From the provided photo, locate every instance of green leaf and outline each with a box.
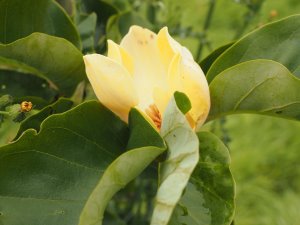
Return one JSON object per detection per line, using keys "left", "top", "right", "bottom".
{"left": 0, "top": 0, "right": 81, "bottom": 49}
{"left": 76, "top": 13, "right": 97, "bottom": 53}
{"left": 174, "top": 91, "right": 191, "bottom": 114}
{"left": 78, "top": 108, "right": 166, "bottom": 225}
{"left": 0, "top": 118, "right": 20, "bottom": 147}
{"left": 56, "top": 0, "right": 76, "bottom": 16}
{"left": 82, "top": 0, "right": 118, "bottom": 23}
{"left": 0, "top": 101, "right": 129, "bottom": 225}
{"left": 14, "top": 98, "right": 74, "bottom": 140}
{"left": 199, "top": 42, "right": 234, "bottom": 75}
{"left": 0, "top": 101, "right": 166, "bottom": 225}
{"left": 0, "top": 33, "right": 86, "bottom": 97}
{"left": 0, "top": 69, "right": 57, "bottom": 102}
{"left": 151, "top": 96, "right": 199, "bottom": 225}
{"left": 169, "top": 132, "right": 235, "bottom": 225}
{"left": 209, "top": 60, "right": 300, "bottom": 121}
{"left": 207, "top": 15, "right": 300, "bottom": 82}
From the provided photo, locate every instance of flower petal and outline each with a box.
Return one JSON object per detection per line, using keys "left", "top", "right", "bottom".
{"left": 167, "top": 53, "right": 210, "bottom": 128}
{"left": 83, "top": 54, "right": 138, "bottom": 122}
{"left": 157, "top": 27, "right": 193, "bottom": 68}
{"left": 120, "top": 25, "right": 168, "bottom": 110}
{"left": 107, "top": 40, "right": 134, "bottom": 76}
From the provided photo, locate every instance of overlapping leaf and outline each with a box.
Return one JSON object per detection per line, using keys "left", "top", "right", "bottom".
{"left": 0, "top": 0, "right": 81, "bottom": 48}
{"left": 79, "top": 108, "right": 166, "bottom": 225}
{"left": 0, "top": 33, "right": 86, "bottom": 97}
{"left": 0, "top": 101, "right": 166, "bottom": 225}
{"left": 209, "top": 60, "right": 300, "bottom": 121}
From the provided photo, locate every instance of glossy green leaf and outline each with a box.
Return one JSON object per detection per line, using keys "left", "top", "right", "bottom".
{"left": 0, "top": 33, "right": 86, "bottom": 97}
{"left": 199, "top": 42, "right": 234, "bottom": 74}
{"left": 0, "top": 101, "right": 166, "bottom": 225}
{"left": 0, "top": 101, "right": 129, "bottom": 225}
{"left": 14, "top": 98, "right": 74, "bottom": 140}
{"left": 151, "top": 97, "right": 199, "bottom": 225}
{"left": 79, "top": 108, "right": 166, "bottom": 225}
{"left": 174, "top": 91, "right": 191, "bottom": 114}
{"left": 169, "top": 132, "right": 235, "bottom": 225}
{"left": 209, "top": 60, "right": 300, "bottom": 121}
{"left": 207, "top": 15, "right": 300, "bottom": 82}
{"left": 0, "top": 0, "right": 81, "bottom": 49}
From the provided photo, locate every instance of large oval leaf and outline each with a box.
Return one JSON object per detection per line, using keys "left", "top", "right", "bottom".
{"left": 78, "top": 108, "right": 166, "bottom": 225}
{"left": 0, "top": 101, "right": 165, "bottom": 225}
{"left": 207, "top": 15, "right": 300, "bottom": 82}
{"left": 0, "top": 0, "right": 81, "bottom": 48}
{"left": 169, "top": 131, "right": 235, "bottom": 225}
{"left": 208, "top": 60, "right": 300, "bottom": 121}
{"left": 0, "top": 33, "right": 86, "bottom": 97}
{"left": 0, "top": 101, "right": 129, "bottom": 225}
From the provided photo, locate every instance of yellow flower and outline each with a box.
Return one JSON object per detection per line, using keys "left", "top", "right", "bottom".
{"left": 83, "top": 26, "right": 210, "bottom": 130}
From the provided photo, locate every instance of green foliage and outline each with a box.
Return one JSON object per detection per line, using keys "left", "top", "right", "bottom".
{"left": 0, "top": 0, "right": 81, "bottom": 48}
{"left": 1, "top": 0, "right": 300, "bottom": 224}
{"left": 79, "top": 108, "right": 166, "bottom": 225}
{"left": 0, "top": 101, "right": 129, "bottom": 225}
{"left": 0, "top": 33, "right": 86, "bottom": 97}
{"left": 209, "top": 60, "right": 300, "bottom": 121}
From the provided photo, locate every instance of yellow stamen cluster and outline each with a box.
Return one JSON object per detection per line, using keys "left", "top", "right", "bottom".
{"left": 20, "top": 101, "right": 33, "bottom": 112}
{"left": 145, "top": 104, "right": 162, "bottom": 129}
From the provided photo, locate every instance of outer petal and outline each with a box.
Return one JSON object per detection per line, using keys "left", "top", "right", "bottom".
{"left": 120, "top": 25, "right": 168, "bottom": 110}
{"left": 83, "top": 54, "right": 138, "bottom": 122}
{"left": 167, "top": 53, "right": 210, "bottom": 128}
{"left": 181, "top": 59, "right": 210, "bottom": 128}
{"left": 107, "top": 40, "right": 134, "bottom": 76}
{"left": 157, "top": 27, "right": 193, "bottom": 68}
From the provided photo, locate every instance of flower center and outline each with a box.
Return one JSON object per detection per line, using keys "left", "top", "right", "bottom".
{"left": 145, "top": 104, "right": 162, "bottom": 129}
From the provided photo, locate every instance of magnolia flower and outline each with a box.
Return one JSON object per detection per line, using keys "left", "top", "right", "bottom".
{"left": 83, "top": 26, "right": 210, "bottom": 130}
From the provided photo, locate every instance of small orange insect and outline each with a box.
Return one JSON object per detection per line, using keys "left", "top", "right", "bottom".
{"left": 20, "top": 101, "right": 33, "bottom": 112}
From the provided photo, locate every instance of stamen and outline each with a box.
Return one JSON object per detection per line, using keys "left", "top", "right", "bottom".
{"left": 145, "top": 104, "right": 162, "bottom": 129}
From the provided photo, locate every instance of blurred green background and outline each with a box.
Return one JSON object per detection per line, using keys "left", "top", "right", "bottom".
{"left": 152, "top": 0, "right": 300, "bottom": 224}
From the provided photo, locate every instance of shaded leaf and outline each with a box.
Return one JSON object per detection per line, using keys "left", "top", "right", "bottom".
{"left": 0, "top": 33, "right": 86, "bottom": 97}
{"left": 14, "top": 98, "right": 74, "bottom": 140}
{"left": 79, "top": 108, "right": 166, "bottom": 225}
{"left": 209, "top": 60, "right": 300, "bottom": 121}
{"left": 0, "top": 0, "right": 81, "bottom": 49}
{"left": 0, "top": 101, "right": 128, "bottom": 225}
{"left": 76, "top": 13, "right": 97, "bottom": 53}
